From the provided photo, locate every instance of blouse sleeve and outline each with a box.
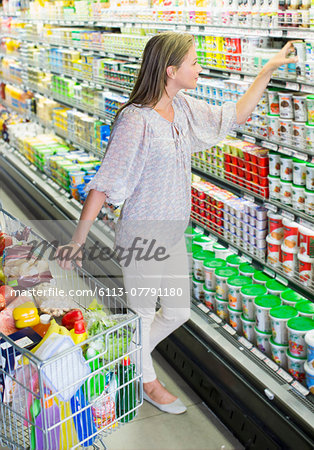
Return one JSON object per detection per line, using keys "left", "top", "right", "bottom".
{"left": 85, "top": 106, "right": 148, "bottom": 205}
{"left": 179, "top": 92, "right": 238, "bottom": 153}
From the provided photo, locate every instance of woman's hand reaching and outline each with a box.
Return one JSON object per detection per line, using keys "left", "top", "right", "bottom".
{"left": 55, "top": 242, "right": 84, "bottom": 270}
{"left": 265, "top": 41, "right": 299, "bottom": 72}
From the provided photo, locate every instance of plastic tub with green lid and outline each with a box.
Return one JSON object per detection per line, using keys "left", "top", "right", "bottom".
{"left": 254, "top": 295, "right": 281, "bottom": 333}
{"left": 269, "top": 337, "right": 289, "bottom": 369}
{"left": 241, "top": 284, "right": 267, "bottom": 320}
{"left": 287, "top": 316, "right": 314, "bottom": 358}
{"left": 266, "top": 279, "right": 286, "bottom": 296}
{"left": 239, "top": 263, "right": 255, "bottom": 278}
{"left": 280, "top": 288, "right": 307, "bottom": 306}
{"left": 184, "top": 226, "right": 203, "bottom": 252}
{"left": 193, "top": 250, "right": 215, "bottom": 281}
{"left": 295, "top": 300, "right": 314, "bottom": 319}
{"left": 253, "top": 270, "right": 272, "bottom": 286}
{"left": 203, "top": 258, "right": 226, "bottom": 291}
{"left": 269, "top": 305, "right": 298, "bottom": 345}
{"left": 227, "top": 275, "right": 252, "bottom": 310}
{"left": 215, "top": 267, "right": 239, "bottom": 300}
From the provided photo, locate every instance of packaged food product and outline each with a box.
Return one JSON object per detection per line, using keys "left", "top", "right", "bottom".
{"left": 226, "top": 254, "right": 244, "bottom": 268}
{"left": 204, "top": 286, "right": 215, "bottom": 310}
{"left": 268, "top": 175, "right": 280, "bottom": 200}
{"left": 304, "top": 362, "right": 314, "bottom": 394}
{"left": 287, "top": 350, "right": 307, "bottom": 382}
{"left": 292, "top": 184, "right": 305, "bottom": 211}
{"left": 252, "top": 270, "right": 272, "bottom": 286}
{"left": 267, "top": 114, "right": 280, "bottom": 140}
{"left": 280, "top": 155, "right": 293, "bottom": 181}
{"left": 269, "top": 305, "right": 298, "bottom": 345}
{"left": 270, "top": 337, "right": 289, "bottom": 369}
{"left": 281, "top": 244, "right": 299, "bottom": 276}
{"left": 184, "top": 226, "right": 203, "bottom": 253}
{"left": 292, "top": 93, "right": 308, "bottom": 122}
{"left": 267, "top": 212, "right": 284, "bottom": 242}
{"left": 269, "top": 151, "right": 281, "bottom": 176}
{"left": 266, "top": 235, "right": 282, "bottom": 267}
{"left": 299, "top": 225, "right": 314, "bottom": 256}
{"left": 287, "top": 316, "right": 314, "bottom": 358}
{"left": 203, "top": 258, "right": 226, "bottom": 291}
{"left": 254, "top": 295, "right": 281, "bottom": 333}
{"left": 267, "top": 88, "right": 280, "bottom": 114}
{"left": 282, "top": 218, "right": 299, "bottom": 249}
{"left": 279, "top": 92, "right": 293, "bottom": 119}
{"left": 266, "top": 279, "right": 286, "bottom": 296}
{"left": 279, "top": 119, "right": 293, "bottom": 144}
{"left": 193, "top": 250, "right": 215, "bottom": 281}
{"left": 255, "top": 327, "right": 272, "bottom": 355}
{"left": 305, "top": 122, "right": 314, "bottom": 150}
{"left": 213, "top": 243, "right": 230, "bottom": 259}
{"left": 298, "top": 252, "right": 314, "bottom": 285}
{"left": 215, "top": 267, "right": 239, "bottom": 300}
{"left": 239, "top": 263, "right": 255, "bottom": 278}
{"left": 292, "top": 158, "right": 307, "bottom": 185}
{"left": 240, "top": 314, "right": 256, "bottom": 342}
{"left": 292, "top": 122, "right": 306, "bottom": 146}
{"left": 305, "top": 329, "right": 314, "bottom": 363}
{"left": 215, "top": 296, "right": 229, "bottom": 321}
{"left": 296, "top": 301, "right": 314, "bottom": 319}
{"left": 306, "top": 95, "right": 314, "bottom": 123}
{"left": 280, "top": 288, "right": 308, "bottom": 307}
{"left": 306, "top": 162, "right": 314, "bottom": 191}
{"left": 304, "top": 189, "right": 314, "bottom": 215}
{"left": 228, "top": 306, "right": 242, "bottom": 333}
{"left": 192, "top": 277, "right": 204, "bottom": 301}
{"left": 193, "top": 235, "right": 215, "bottom": 250}
{"left": 227, "top": 276, "right": 252, "bottom": 310}
{"left": 280, "top": 180, "right": 293, "bottom": 205}
{"left": 241, "top": 284, "right": 267, "bottom": 320}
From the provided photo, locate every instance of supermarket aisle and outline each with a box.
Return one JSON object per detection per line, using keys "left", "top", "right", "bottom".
{"left": 0, "top": 186, "right": 244, "bottom": 450}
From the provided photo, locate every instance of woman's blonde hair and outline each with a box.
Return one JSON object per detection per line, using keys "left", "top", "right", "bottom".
{"left": 114, "top": 32, "right": 194, "bottom": 122}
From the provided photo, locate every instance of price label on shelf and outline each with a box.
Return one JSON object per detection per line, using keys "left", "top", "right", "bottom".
{"left": 261, "top": 140, "right": 278, "bottom": 151}
{"left": 177, "top": 25, "right": 187, "bottom": 31}
{"left": 222, "top": 72, "right": 229, "bottom": 78}
{"left": 209, "top": 313, "right": 222, "bottom": 324}
{"left": 244, "top": 75, "right": 255, "bottom": 82}
{"left": 277, "top": 368, "right": 293, "bottom": 383}
{"left": 293, "top": 151, "right": 309, "bottom": 161}
{"left": 244, "top": 194, "right": 255, "bottom": 203}
{"left": 228, "top": 130, "right": 237, "bottom": 138}
{"left": 197, "top": 303, "right": 210, "bottom": 314}
{"left": 228, "top": 246, "right": 239, "bottom": 255}
{"left": 264, "top": 357, "right": 279, "bottom": 372}
{"left": 281, "top": 210, "right": 295, "bottom": 221}
{"left": 204, "top": 27, "right": 215, "bottom": 34}
{"left": 269, "top": 29, "right": 283, "bottom": 37}
{"left": 190, "top": 26, "right": 199, "bottom": 33}
{"left": 275, "top": 274, "right": 289, "bottom": 286}
{"left": 301, "top": 84, "right": 314, "bottom": 94}
{"left": 243, "top": 134, "right": 256, "bottom": 144}
{"left": 291, "top": 381, "right": 310, "bottom": 396}
{"left": 242, "top": 255, "right": 253, "bottom": 263}
{"left": 222, "top": 324, "right": 236, "bottom": 335}
{"left": 238, "top": 337, "right": 253, "bottom": 349}
{"left": 278, "top": 146, "right": 292, "bottom": 156}
{"left": 264, "top": 267, "right": 275, "bottom": 278}
{"left": 230, "top": 73, "right": 241, "bottom": 80}
{"left": 264, "top": 203, "right": 277, "bottom": 213}
{"left": 299, "top": 218, "right": 314, "bottom": 228}
{"left": 250, "top": 347, "right": 267, "bottom": 360}
{"left": 285, "top": 82, "right": 299, "bottom": 91}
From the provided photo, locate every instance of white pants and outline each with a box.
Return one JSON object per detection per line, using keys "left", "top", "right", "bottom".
{"left": 121, "top": 237, "right": 190, "bottom": 383}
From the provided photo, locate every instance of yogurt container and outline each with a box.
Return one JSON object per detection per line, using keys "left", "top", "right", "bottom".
{"left": 304, "top": 329, "right": 314, "bottom": 363}
{"left": 287, "top": 350, "right": 307, "bottom": 382}
{"left": 193, "top": 235, "right": 215, "bottom": 251}
{"left": 203, "top": 258, "right": 226, "bottom": 290}
{"left": 279, "top": 118, "right": 292, "bottom": 144}
{"left": 185, "top": 226, "right": 203, "bottom": 252}
{"left": 306, "top": 162, "right": 314, "bottom": 191}
{"left": 267, "top": 212, "right": 284, "bottom": 242}
{"left": 280, "top": 155, "right": 293, "bottom": 181}
{"left": 227, "top": 275, "right": 252, "bottom": 310}
{"left": 280, "top": 180, "right": 293, "bottom": 205}
{"left": 292, "top": 184, "right": 305, "bottom": 211}
{"left": 213, "top": 243, "right": 231, "bottom": 259}
{"left": 269, "top": 151, "right": 281, "bottom": 177}
{"left": 266, "top": 279, "right": 287, "bottom": 297}
{"left": 304, "top": 189, "right": 314, "bottom": 216}
{"left": 204, "top": 285, "right": 216, "bottom": 311}
{"left": 241, "top": 284, "right": 267, "bottom": 320}
{"left": 239, "top": 263, "right": 255, "bottom": 278}
{"left": 267, "top": 88, "right": 280, "bottom": 115}
{"left": 292, "top": 122, "right": 306, "bottom": 146}
{"left": 304, "top": 362, "right": 314, "bottom": 394}
{"left": 255, "top": 327, "right": 272, "bottom": 356}
{"left": 281, "top": 244, "right": 298, "bottom": 277}
{"left": 306, "top": 95, "right": 314, "bottom": 124}
{"left": 305, "top": 122, "right": 314, "bottom": 150}
{"left": 298, "top": 252, "right": 314, "bottom": 286}
{"left": 287, "top": 316, "right": 314, "bottom": 358}
{"left": 255, "top": 295, "right": 282, "bottom": 332}
{"left": 253, "top": 270, "right": 272, "bottom": 286}
{"left": 267, "top": 114, "right": 280, "bottom": 140}
{"left": 270, "top": 337, "right": 289, "bottom": 369}
{"left": 241, "top": 315, "right": 256, "bottom": 342}
{"left": 192, "top": 277, "right": 205, "bottom": 301}
{"left": 268, "top": 175, "right": 281, "bottom": 200}
{"left": 279, "top": 92, "right": 293, "bottom": 119}
{"left": 282, "top": 218, "right": 299, "bottom": 249}
{"left": 267, "top": 236, "right": 282, "bottom": 268}
{"left": 226, "top": 254, "right": 244, "bottom": 269}
{"left": 296, "top": 301, "right": 314, "bottom": 319}
{"left": 292, "top": 158, "right": 307, "bottom": 186}
{"left": 299, "top": 225, "right": 314, "bottom": 256}
{"left": 269, "top": 305, "right": 298, "bottom": 345}
{"left": 281, "top": 288, "right": 308, "bottom": 307}
{"left": 193, "top": 250, "right": 215, "bottom": 281}
{"left": 215, "top": 267, "right": 239, "bottom": 300}
{"left": 215, "top": 296, "right": 229, "bottom": 321}
{"left": 292, "top": 93, "right": 308, "bottom": 122}
{"left": 227, "top": 305, "right": 242, "bottom": 333}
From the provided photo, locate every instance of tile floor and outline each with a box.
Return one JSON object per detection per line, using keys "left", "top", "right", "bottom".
{"left": 1, "top": 185, "right": 244, "bottom": 450}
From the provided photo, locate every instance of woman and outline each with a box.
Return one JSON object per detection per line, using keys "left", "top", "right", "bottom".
{"left": 57, "top": 32, "right": 297, "bottom": 414}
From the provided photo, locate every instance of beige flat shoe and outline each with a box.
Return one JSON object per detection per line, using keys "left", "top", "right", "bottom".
{"left": 143, "top": 391, "right": 187, "bottom": 414}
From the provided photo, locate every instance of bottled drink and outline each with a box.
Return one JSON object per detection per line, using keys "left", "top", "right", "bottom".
{"left": 116, "top": 357, "right": 136, "bottom": 423}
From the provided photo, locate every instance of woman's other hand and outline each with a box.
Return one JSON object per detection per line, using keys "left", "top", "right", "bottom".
{"left": 55, "top": 242, "right": 84, "bottom": 270}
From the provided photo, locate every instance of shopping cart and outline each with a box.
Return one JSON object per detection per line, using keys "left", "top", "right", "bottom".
{"left": 0, "top": 206, "right": 143, "bottom": 449}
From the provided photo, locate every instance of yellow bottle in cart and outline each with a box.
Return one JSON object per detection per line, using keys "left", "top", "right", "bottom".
{"left": 54, "top": 397, "right": 79, "bottom": 450}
